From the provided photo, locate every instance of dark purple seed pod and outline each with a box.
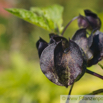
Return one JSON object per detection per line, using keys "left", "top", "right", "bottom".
{"left": 39, "top": 36, "right": 87, "bottom": 87}
{"left": 78, "top": 15, "right": 89, "bottom": 29}
{"left": 72, "top": 28, "right": 93, "bottom": 60}
{"left": 40, "top": 42, "right": 63, "bottom": 86}
{"left": 36, "top": 37, "right": 48, "bottom": 58}
{"left": 78, "top": 10, "right": 101, "bottom": 30}
{"left": 54, "top": 40, "right": 87, "bottom": 87}
{"left": 50, "top": 36, "right": 69, "bottom": 50}
{"left": 88, "top": 30, "right": 103, "bottom": 67}
{"left": 84, "top": 10, "right": 101, "bottom": 30}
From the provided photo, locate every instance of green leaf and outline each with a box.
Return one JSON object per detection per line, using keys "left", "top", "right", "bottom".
{"left": 5, "top": 8, "right": 51, "bottom": 31}
{"left": 30, "top": 5, "right": 64, "bottom": 33}
{"left": 98, "top": 63, "right": 103, "bottom": 69}
{"left": 5, "top": 4, "right": 64, "bottom": 33}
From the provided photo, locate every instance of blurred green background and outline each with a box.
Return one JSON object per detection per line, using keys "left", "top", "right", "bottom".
{"left": 0, "top": 0, "right": 103, "bottom": 103}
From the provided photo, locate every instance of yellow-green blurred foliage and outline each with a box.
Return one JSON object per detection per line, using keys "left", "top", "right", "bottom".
{"left": 0, "top": 0, "right": 103, "bottom": 103}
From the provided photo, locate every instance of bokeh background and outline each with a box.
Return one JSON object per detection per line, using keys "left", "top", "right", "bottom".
{"left": 0, "top": 0, "right": 103, "bottom": 103}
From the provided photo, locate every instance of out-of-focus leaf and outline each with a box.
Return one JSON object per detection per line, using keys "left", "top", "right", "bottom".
{"left": 5, "top": 4, "right": 64, "bottom": 33}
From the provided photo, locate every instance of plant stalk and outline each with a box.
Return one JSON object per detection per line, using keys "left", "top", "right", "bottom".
{"left": 61, "top": 16, "right": 78, "bottom": 36}
{"left": 66, "top": 82, "right": 75, "bottom": 103}
{"left": 88, "top": 89, "right": 103, "bottom": 95}
{"left": 86, "top": 69, "right": 103, "bottom": 79}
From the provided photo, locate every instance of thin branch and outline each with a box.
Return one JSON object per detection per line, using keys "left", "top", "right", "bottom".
{"left": 86, "top": 69, "right": 103, "bottom": 79}
{"left": 88, "top": 89, "right": 103, "bottom": 95}
{"left": 79, "top": 89, "right": 103, "bottom": 103}
{"left": 61, "top": 16, "right": 78, "bottom": 36}
{"left": 66, "top": 82, "right": 75, "bottom": 103}
{"left": 98, "top": 63, "right": 103, "bottom": 69}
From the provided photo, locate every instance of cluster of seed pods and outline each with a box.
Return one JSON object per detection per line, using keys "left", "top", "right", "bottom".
{"left": 36, "top": 10, "right": 103, "bottom": 88}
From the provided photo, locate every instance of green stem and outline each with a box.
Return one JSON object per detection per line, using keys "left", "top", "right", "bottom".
{"left": 98, "top": 63, "right": 103, "bottom": 69}
{"left": 88, "top": 89, "right": 103, "bottom": 95}
{"left": 86, "top": 69, "right": 103, "bottom": 79}
{"left": 61, "top": 16, "right": 78, "bottom": 36}
{"left": 66, "top": 82, "right": 75, "bottom": 103}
